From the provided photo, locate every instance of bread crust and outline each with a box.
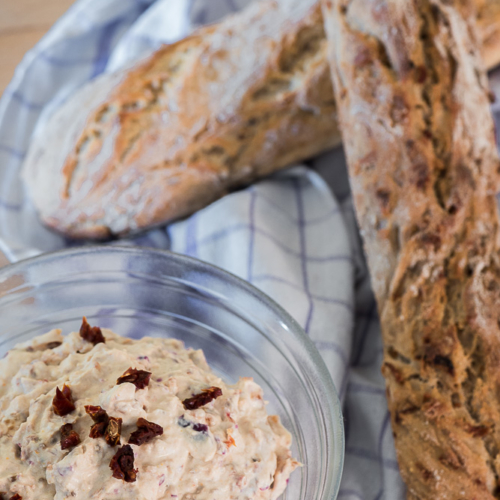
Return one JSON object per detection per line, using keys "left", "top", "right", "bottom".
{"left": 22, "top": 0, "right": 340, "bottom": 238}
{"left": 323, "top": 0, "right": 500, "bottom": 498}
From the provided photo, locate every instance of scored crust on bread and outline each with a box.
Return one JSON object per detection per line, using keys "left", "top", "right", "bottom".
{"left": 323, "top": 0, "right": 500, "bottom": 498}
{"left": 21, "top": 0, "right": 340, "bottom": 239}
{"left": 21, "top": 0, "right": 500, "bottom": 239}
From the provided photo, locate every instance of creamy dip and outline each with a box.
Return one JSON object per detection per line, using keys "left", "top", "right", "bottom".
{"left": 0, "top": 324, "right": 299, "bottom": 500}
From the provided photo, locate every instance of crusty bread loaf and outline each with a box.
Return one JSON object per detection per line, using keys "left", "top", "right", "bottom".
{"left": 22, "top": 0, "right": 339, "bottom": 239}
{"left": 323, "top": 0, "right": 500, "bottom": 498}
{"left": 22, "top": 0, "right": 500, "bottom": 239}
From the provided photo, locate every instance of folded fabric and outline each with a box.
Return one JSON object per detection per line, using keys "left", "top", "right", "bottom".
{"left": 170, "top": 166, "right": 354, "bottom": 394}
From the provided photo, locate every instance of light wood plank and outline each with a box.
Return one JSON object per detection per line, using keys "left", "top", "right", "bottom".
{"left": 0, "top": 0, "right": 75, "bottom": 33}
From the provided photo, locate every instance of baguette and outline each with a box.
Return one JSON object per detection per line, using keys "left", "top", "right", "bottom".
{"left": 22, "top": 0, "right": 339, "bottom": 238}
{"left": 22, "top": 0, "right": 500, "bottom": 239}
{"left": 323, "top": 0, "right": 500, "bottom": 498}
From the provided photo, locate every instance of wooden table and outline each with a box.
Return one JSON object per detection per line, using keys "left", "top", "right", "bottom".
{"left": 0, "top": 0, "right": 75, "bottom": 96}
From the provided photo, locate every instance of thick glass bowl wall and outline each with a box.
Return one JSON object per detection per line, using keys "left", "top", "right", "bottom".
{"left": 0, "top": 247, "right": 344, "bottom": 499}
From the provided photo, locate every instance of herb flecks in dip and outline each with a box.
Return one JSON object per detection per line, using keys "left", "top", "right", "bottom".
{"left": 0, "top": 324, "right": 299, "bottom": 499}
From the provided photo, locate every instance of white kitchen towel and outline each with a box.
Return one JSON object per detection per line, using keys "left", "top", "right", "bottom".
{"left": 0, "top": 0, "right": 445, "bottom": 498}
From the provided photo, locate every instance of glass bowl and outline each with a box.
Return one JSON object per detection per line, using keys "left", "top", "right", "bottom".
{"left": 0, "top": 246, "right": 344, "bottom": 499}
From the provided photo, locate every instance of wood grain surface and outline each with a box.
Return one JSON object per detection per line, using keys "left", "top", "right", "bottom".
{"left": 0, "top": 0, "right": 75, "bottom": 95}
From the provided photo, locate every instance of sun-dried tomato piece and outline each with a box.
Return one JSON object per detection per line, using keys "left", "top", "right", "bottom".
{"left": 89, "top": 421, "right": 108, "bottom": 439}
{"left": 85, "top": 405, "right": 122, "bottom": 445}
{"left": 84, "top": 405, "right": 108, "bottom": 423}
{"left": 116, "top": 368, "right": 151, "bottom": 390}
{"left": 79, "top": 317, "right": 105, "bottom": 345}
{"left": 9, "top": 495, "right": 22, "bottom": 500}
{"left": 85, "top": 405, "right": 109, "bottom": 438}
{"left": 105, "top": 417, "right": 123, "bottom": 447}
{"left": 128, "top": 418, "right": 163, "bottom": 446}
{"left": 110, "top": 445, "right": 137, "bottom": 482}
{"left": 60, "top": 423, "right": 81, "bottom": 450}
{"left": 85, "top": 405, "right": 106, "bottom": 421}
{"left": 53, "top": 385, "right": 76, "bottom": 416}
{"left": 182, "top": 387, "right": 223, "bottom": 410}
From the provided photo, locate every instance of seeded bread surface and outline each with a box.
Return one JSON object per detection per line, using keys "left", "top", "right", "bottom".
{"left": 323, "top": 0, "right": 500, "bottom": 497}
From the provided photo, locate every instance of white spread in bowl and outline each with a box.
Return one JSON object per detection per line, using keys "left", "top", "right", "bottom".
{"left": 0, "top": 320, "right": 299, "bottom": 500}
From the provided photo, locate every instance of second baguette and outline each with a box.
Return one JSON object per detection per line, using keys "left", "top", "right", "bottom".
{"left": 323, "top": 0, "right": 500, "bottom": 497}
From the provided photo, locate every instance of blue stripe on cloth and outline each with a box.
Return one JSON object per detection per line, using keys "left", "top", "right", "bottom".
{"left": 254, "top": 226, "right": 352, "bottom": 262}
{"left": 314, "top": 339, "right": 351, "bottom": 399}
{"left": 379, "top": 412, "right": 393, "bottom": 452}
{"left": 305, "top": 207, "right": 345, "bottom": 226}
{"left": 193, "top": 221, "right": 353, "bottom": 263}
{"left": 293, "top": 178, "right": 313, "bottom": 333}
{"left": 256, "top": 190, "right": 343, "bottom": 226}
{"left": 0, "top": 144, "right": 25, "bottom": 160}
{"left": 313, "top": 340, "right": 348, "bottom": 366}
{"left": 198, "top": 223, "right": 247, "bottom": 249}
{"left": 91, "top": 18, "right": 124, "bottom": 78}
{"left": 251, "top": 274, "right": 353, "bottom": 311}
{"left": 38, "top": 51, "right": 96, "bottom": 67}
{"left": 0, "top": 198, "right": 23, "bottom": 211}
{"left": 7, "top": 90, "right": 45, "bottom": 111}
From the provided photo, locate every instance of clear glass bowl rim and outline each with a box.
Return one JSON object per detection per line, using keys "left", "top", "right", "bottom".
{"left": 0, "top": 245, "right": 344, "bottom": 499}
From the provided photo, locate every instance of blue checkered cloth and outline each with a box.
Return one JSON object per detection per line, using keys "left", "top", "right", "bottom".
{"left": 13, "top": 0, "right": 500, "bottom": 498}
